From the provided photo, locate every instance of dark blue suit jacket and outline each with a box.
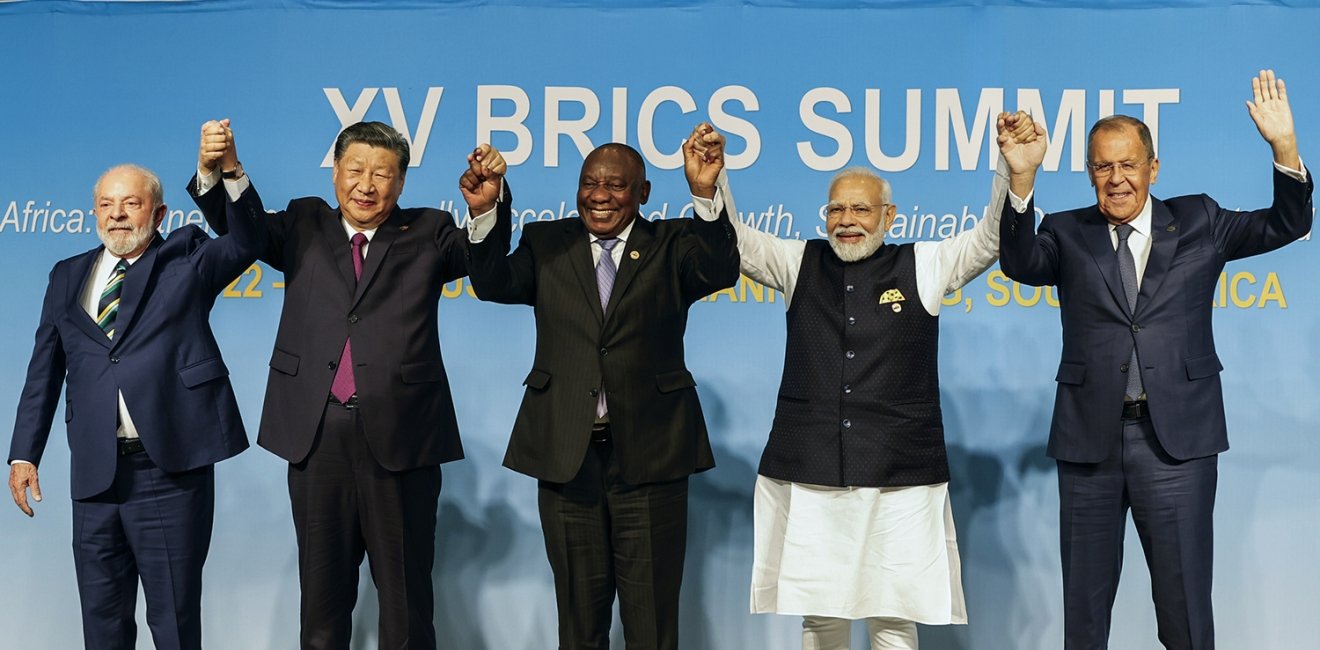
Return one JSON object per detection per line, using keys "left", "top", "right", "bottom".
{"left": 999, "top": 168, "right": 1313, "bottom": 463}
{"left": 8, "top": 202, "right": 260, "bottom": 500}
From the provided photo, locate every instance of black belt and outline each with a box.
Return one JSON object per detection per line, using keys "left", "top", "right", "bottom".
{"left": 328, "top": 394, "right": 359, "bottom": 410}
{"left": 590, "top": 423, "right": 611, "bottom": 443}
{"left": 1121, "top": 400, "right": 1149, "bottom": 420}
{"left": 117, "top": 438, "right": 146, "bottom": 456}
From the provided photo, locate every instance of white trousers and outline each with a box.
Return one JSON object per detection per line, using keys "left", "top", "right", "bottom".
{"left": 802, "top": 615, "right": 919, "bottom": 650}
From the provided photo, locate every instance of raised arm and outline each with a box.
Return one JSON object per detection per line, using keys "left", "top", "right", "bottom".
{"left": 462, "top": 145, "right": 534, "bottom": 305}
{"left": 996, "top": 110, "right": 1059, "bottom": 286}
{"left": 684, "top": 123, "right": 802, "bottom": 299}
{"left": 676, "top": 124, "right": 740, "bottom": 303}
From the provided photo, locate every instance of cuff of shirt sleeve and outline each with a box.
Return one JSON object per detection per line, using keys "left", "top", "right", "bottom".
{"left": 1008, "top": 189, "right": 1033, "bottom": 213}
{"left": 9, "top": 459, "right": 33, "bottom": 466}
{"left": 223, "top": 175, "right": 250, "bottom": 202}
{"left": 195, "top": 166, "right": 221, "bottom": 195}
{"left": 1275, "top": 157, "right": 1308, "bottom": 183}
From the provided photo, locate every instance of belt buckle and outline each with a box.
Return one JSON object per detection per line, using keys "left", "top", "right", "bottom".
{"left": 117, "top": 438, "right": 146, "bottom": 456}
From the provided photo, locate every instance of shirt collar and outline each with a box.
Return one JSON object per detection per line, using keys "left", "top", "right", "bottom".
{"left": 341, "top": 219, "right": 378, "bottom": 242}
{"left": 589, "top": 216, "right": 637, "bottom": 246}
{"left": 1114, "top": 197, "right": 1154, "bottom": 238}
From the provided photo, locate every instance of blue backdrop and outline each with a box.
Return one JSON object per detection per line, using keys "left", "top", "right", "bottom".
{"left": 1, "top": 1, "right": 1316, "bottom": 648}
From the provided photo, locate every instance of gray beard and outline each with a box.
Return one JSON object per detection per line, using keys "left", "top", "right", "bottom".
{"left": 100, "top": 224, "right": 156, "bottom": 257}
{"left": 828, "top": 229, "right": 884, "bottom": 262}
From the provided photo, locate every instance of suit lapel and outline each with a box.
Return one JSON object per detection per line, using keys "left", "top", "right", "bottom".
{"left": 565, "top": 220, "right": 605, "bottom": 325}
{"left": 1135, "top": 197, "right": 1177, "bottom": 313}
{"left": 69, "top": 248, "right": 112, "bottom": 347}
{"left": 322, "top": 209, "right": 357, "bottom": 295}
{"left": 110, "top": 236, "right": 162, "bottom": 349}
{"left": 1081, "top": 208, "right": 1132, "bottom": 319}
{"left": 605, "top": 216, "right": 654, "bottom": 325}
{"left": 351, "top": 209, "right": 404, "bottom": 309}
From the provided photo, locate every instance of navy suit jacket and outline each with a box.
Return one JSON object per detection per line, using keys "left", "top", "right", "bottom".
{"left": 999, "top": 168, "right": 1313, "bottom": 463}
{"left": 8, "top": 204, "right": 260, "bottom": 500}
{"left": 189, "top": 179, "right": 469, "bottom": 469}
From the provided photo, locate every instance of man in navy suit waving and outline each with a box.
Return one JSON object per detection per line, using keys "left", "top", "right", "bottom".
{"left": 999, "top": 70, "right": 1312, "bottom": 649}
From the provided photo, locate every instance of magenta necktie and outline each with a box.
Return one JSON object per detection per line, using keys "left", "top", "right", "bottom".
{"left": 330, "top": 233, "right": 368, "bottom": 402}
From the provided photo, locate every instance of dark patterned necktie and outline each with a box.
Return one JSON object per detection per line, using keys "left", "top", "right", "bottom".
{"left": 330, "top": 233, "right": 368, "bottom": 402}
{"left": 96, "top": 260, "right": 129, "bottom": 340}
{"left": 1115, "top": 224, "right": 1144, "bottom": 400}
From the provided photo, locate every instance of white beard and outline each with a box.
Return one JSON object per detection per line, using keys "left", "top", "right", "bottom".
{"left": 99, "top": 222, "right": 156, "bottom": 257}
{"left": 828, "top": 228, "right": 884, "bottom": 262}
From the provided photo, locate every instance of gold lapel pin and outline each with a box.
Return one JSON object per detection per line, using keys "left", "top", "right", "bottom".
{"left": 629, "top": 251, "right": 640, "bottom": 260}
{"left": 399, "top": 225, "right": 410, "bottom": 232}
{"left": 1166, "top": 225, "right": 1176, "bottom": 232}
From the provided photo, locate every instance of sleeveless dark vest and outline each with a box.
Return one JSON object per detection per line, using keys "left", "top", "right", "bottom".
{"left": 758, "top": 240, "right": 949, "bottom": 487}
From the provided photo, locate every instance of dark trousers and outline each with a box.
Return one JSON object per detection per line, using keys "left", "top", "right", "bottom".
{"left": 72, "top": 449, "right": 214, "bottom": 650}
{"left": 288, "top": 402, "right": 442, "bottom": 650}
{"left": 1058, "top": 417, "right": 1217, "bottom": 650}
{"left": 538, "top": 438, "right": 690, "bottom": 650}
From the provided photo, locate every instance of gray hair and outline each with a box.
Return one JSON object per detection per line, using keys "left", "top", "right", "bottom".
{"left": 1088, "top": 114, "right": 1155, "bottom": 162}
{"left": 94, "top": 164, "right": 164, "bottom": 206}
{"left": 828, "top": 166, "right": 892, "bottom": 205}
{"left": 334, "top": 121, "right": 411, "bottom": 175}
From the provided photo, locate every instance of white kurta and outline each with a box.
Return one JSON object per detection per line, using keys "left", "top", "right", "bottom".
{"left": 698, "top": 162, "right": 1009, "bottom": 622}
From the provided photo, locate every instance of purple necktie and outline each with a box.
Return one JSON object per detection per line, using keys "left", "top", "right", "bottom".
{"left": 595, "top": 238, "right": 619, "bottom": 418}
{"left": 330, "top": 232, "right": 368, "bottom": 402}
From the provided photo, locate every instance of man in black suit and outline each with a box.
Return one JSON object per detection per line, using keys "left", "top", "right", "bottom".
{"left": 998, "top": 70, "right": 1311, "bottom": 649}
{"left": 190, "top": 121, "right": 502, "bottom": 649}
{"left": 460, "top": 137, "right": 738, "bottom": 649}
{"left": 8, "top": 120, "right": 257, "bottom": 649}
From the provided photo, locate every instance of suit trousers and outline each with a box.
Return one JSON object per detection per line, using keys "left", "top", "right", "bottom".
{"left": 72, "top": 450, "right": 214, "bottom": 650}
{"left": 1057, "top": 416, "right": 1217, "bottom": 650}
{"left": 538, "top": 438, "right": 690, "bottom": 650}
{"left": 288, "top": 402, "right": 442, "bottom": 650}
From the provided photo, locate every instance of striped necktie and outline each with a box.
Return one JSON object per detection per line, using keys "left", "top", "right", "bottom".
{"left": 96, "top": 259, "right": 129, "bottom": 339}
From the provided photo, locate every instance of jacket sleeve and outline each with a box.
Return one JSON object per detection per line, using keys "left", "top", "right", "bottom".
{"left": 8, "top": 267, "right": 67, "bottom": 467}
{"left": 466, "top": 181, "right": 537, "bottom": 306}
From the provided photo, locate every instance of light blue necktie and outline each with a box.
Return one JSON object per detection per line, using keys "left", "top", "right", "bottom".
{"left": 595, "top": 238, "right": 620, "bottom": 418}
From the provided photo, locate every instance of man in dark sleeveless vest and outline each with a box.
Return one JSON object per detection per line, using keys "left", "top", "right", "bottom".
{"left": 687, "top": 115, "right": 1037, "bottom": 650}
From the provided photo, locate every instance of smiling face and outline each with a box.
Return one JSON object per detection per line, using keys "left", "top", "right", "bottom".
{"left": 577, "top": 145, "right": 650, "bottom": 238}
{"left": 332, "top": 142, "right": 406, "bottom": 231}
{"left": 1088, "top": 123, "right": 1159, "bottom": 225}
{"left": 94, "top": 166, "right": 165, "bottom": 258}
{"left": 826, "top": 175, "right": 895, "bottom": 262}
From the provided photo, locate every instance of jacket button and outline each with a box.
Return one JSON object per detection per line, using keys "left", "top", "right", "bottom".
{"left": 847, "top": 316, "right": 856, "bottom": 325}
{"left": 842, "top": 419, "right": 852, "bottom": 429}
{"left": 1130, "top": 323, "right": 1140, "bottom": 332}
{"left": 328, "top": 362, "right": 337, "bottom": 370}
{"left": 349, "top": 314, "right": 360, "bottom": 324}
{"left": 599, "top": 347, "right": 608, "bottom": 356}
{"left": 589, "top": 388, "right": 600, "bottom": 397}
{"left": 846, "top": 284, "right": 855, "bottom": 293}
{"left": 845, "top": 350, "right": 855, "bottom": 360}
{"left": 843, "top": 384, "right": 852, "bottom": 394}
{"left": 110, "top": 357, "right": 120, "bottom": 364}
{"left": 1120, "top": 363, "right": 1129, "bottom": 373}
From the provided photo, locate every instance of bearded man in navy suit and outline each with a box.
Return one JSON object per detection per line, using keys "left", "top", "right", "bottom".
{"left": 8, "top": 120, "right": 258, "bottom": 650}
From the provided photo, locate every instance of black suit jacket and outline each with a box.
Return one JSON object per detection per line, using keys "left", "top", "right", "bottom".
{"left": 9, "top": 210, "right": 259, "bottom": 499}
{"left": 190, "top": 178, "right": 468, "bottom": 469}
{"left": 999, "top": 168, "right": 1313, "bottom": 463}
{"left": 467, "top": 203, "right": 739, "bottom": 485}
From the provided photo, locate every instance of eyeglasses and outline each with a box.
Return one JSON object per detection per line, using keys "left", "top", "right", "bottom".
{"left": 825, "top": 203, "right": 884, "bottom": 219}
{"left": 1086, "top": 159, "right": 1149, "bottom": 177}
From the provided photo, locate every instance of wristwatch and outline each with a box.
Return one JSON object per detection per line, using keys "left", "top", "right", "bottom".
{"left": 221, "top": 162, "right": 245, "bottom": 181}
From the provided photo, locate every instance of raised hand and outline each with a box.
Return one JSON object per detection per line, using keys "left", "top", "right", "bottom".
{"left": 1246, "top": 69, "right": 1301, "bottom": 169}
{"left": 9, "top": 462, "right": 40, "bottom": 517}
{"left": 683, "top": 123, "right": 724, "bottom": 199}
{"left": 198, "top": 119, "right": 237, "bottom": 176}
{"left": 998, "top": 110, "right": 1048, "bottom": 197}
{"left": 459, "top": 144, "right": 507, "bottom": 215}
